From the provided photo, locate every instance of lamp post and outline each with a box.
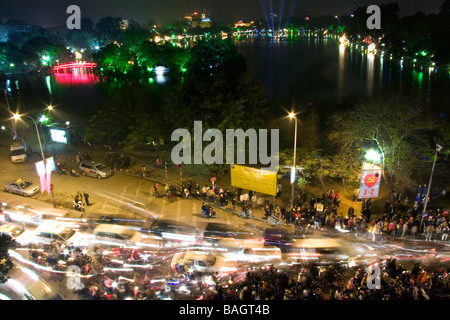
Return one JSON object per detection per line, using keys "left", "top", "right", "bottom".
{"left": 13, "top": 114, "right": 44, "bottom": 160}
{"left": 13, "top": 113, "right": 56, "bottom": 207}
{"left": 4, "top": 89, "right": 17, "bottom": 139}
{"left": 289, "top": 112, "right": 298, "bottom": 210}
{"left": 421, "top": 144, "right": 443, "bottom": 229}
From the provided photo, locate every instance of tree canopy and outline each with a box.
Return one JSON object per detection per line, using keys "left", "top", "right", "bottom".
{"left": 329, "top": 95, "right": 440, "bottom": 190}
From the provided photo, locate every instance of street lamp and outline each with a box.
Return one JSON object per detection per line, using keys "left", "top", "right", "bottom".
{"left": 13, "top": 114, "right": 45, "bottom": 161}
{"left": 13, "top": 113, "right": 56, "bottom": 207}
{"left": 289, "top": 112, "right": 298, "bottom": 210}
{"left": 365, "top": 149, "right": 382, "bottom": 163}
{"left": 422, "top": 144, "right": 443, "bottom": 219}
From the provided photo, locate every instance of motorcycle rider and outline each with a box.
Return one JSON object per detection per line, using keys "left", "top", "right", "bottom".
{"left": 57, "top": 163, "right": 66, "bottom": 175}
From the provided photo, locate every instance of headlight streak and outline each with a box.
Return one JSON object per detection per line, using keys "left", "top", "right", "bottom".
{"left": 91, "top": 191, "right": 159, "bottom": 220}
{"left": 8, "top": 249, "right": 95, "bottom": 278}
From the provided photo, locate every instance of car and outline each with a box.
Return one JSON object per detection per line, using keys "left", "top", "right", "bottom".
{"left": 263, "top": 228, "right": 296, "bottom": 253}
{"left": 0, "top": 263, "right": 63, "bottom": 300}
{"left": 287, "top": 238, "right": 350, "bottom": 265}
{"left": 218, "top": 238, "right": 282, "bottom": 262}
{"left": 79, "top": 160, "right": 112, "bottom": 179}
{"left": 83, "top": 214, "right": 151, "bottom": 230}
{"left": 5, "top": 179, "right": 40, "bottom": 197}
{"left": 0, "top": 223, "right": 34, "bottom": 246}
{"left": 92, "top": 224, "right": 162, "bottom": 248}
{"left": 203, "top": 222, "right": 257, "bottom": 242}
{"left": 141, "top": 219, "right": 200, "bottom": 247}
{"left": 3, "top": 201, "right": 70, "bottom": 227}
{"left": 171, "top": 249, "right": 238, "bottom": 273}
{"left": 33, "top": 224, "right": 90, "bottom": 246}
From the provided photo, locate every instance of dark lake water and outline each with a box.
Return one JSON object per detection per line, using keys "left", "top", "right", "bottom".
{"left": 4, "top": 36, "right": 449, "bottom": 128}
{"left": 235, "top": 36, "right": 450, "bottom": 113}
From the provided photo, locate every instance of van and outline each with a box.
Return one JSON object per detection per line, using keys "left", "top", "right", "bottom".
{"left": 10, "top": 138, "right": 27, "bottom": 163}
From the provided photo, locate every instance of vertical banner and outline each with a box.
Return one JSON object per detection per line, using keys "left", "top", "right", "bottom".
{"left": 35, "top": 160, "right": 47, "bottom": 193}
{"left": 35, "top": 157, "right": 56, "bottom": 194}
{"left": 358, "top": 162, "right": 382, "bottom": 199}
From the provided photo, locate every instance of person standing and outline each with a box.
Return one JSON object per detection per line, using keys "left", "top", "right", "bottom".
{"left": 83, "top": 191, "right": 90, "bottom": 206}
{"left": 75, "top": 191, "right": 82, "bottom": 203}
{"left": 76, "top": 153, "right": 82, "bottom": 164}
{"left": 264, "top": 203, "right": 271, "bottom": 219}
{"left": 154, "top": 183, "right": 159, "bottom": 198}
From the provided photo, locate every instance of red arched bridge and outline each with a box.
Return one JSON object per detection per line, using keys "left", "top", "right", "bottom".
{"left": 53, "top": 62, "right": 97, "bottom": 73}
{"left": 52, "top": 62, "right": 98, "bottom": 85}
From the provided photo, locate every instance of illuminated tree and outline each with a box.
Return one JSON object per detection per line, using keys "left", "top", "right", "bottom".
{"left": 330, "top": 95, "right": 439, "bottom": 190}
{"left": 92, "top": 42, "right": 135, "bottom": 75}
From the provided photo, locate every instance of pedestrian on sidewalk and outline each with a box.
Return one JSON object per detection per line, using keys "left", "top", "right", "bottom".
{"left": 154, "top": 183, "right": 159, "bottom": 198}
{"left": 75, "top": 191, "right": 82, "bottom": 203}
{"left": 83, "top": 191, "right": 90, "bottom": 206}
{"left": 232, "top": 197, "right": 237, "bottom": 212}
{"left": 76, "top": 153, "right": 82, "bottom": 164}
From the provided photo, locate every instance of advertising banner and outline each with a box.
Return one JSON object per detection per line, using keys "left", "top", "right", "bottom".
{"left": 230, "top": 164, "right": 277, "bottom": 196}
{"left": 358, "top": 162, "right": 382, "bottom": 199}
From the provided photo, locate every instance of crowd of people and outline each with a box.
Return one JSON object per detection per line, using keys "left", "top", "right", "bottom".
{"left": 201, "top": 259, "right": 450, "bottom": 300}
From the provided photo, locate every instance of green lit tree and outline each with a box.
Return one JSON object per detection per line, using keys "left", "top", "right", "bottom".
{"left": 329, "top": 95, "right": 439, "bottom": 191}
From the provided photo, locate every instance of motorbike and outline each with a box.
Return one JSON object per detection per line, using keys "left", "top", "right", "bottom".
{"left": 166, "top": 190, "right": 173, "bottom": 202}
{"left": 73, "top": 201, "right": 85, "bottom": 212}
{"left": 202, "top": 206, "right": 218, "bottom": 219}
{"left": 57, "top": 164, "right": 66, "bottom": 175}
{"left": 239, "top": 208, "right": 253, "bottom": 219}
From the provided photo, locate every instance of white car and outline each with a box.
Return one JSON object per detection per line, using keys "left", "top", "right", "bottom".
{"left": 171, "top": 250, "right": 238, "bottom": 273}
{"left": 79, "top": 161, "right": 113, "bottom": 179}
{"left": 33, "top": 224, "right": 90, "bottom": 246}
{"left": 3, "top": 201, "right": 69, "bottom": 227}
{"left": 5, "top": 179, "right": 39, "bottom": 197}
{"left": 217, "top": 238, "right": 282, "bottom": 262}
{"left": 0, "top": 224, "right": 34, "bottom": 246}
{"left": 287, "top": 238, "right": 350, "bottom": 264}
{"left": 92, "top": 224, "right": 162, "bottom": 248}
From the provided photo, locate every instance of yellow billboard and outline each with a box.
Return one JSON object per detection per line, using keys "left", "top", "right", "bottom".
{"left": 230, "top": 164, "right": 277, "bottom": 196}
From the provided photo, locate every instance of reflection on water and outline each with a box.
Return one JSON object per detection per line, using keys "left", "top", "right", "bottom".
{"left": 366, "top": 52, "right": 375, "bottom": 96}
{"left": 337, "top": 43, "right": 345, "bottom": 103}
{"left": 236, "top": 37, "right": 448, "bottom": 107}
{"left": 4, "top": 37, "right": 449, "bottom": 115}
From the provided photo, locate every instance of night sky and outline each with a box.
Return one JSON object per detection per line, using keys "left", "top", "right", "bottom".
{"left": 1, "top": 0, "right": 444, "bottom": 27}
